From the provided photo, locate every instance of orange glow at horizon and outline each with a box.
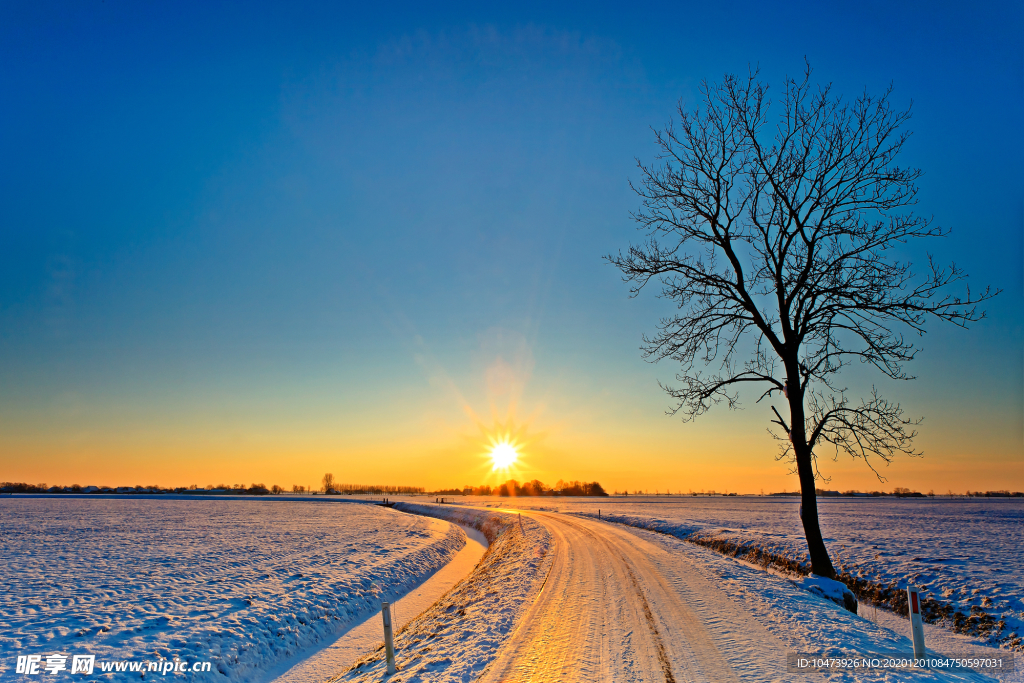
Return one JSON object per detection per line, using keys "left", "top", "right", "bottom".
{"left": 1, "top": 330, "right": 1019, "bottom": 495}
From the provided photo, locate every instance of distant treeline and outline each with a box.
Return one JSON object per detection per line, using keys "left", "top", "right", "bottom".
{"left": 0, "top": 482, "right": 274, "bottom": 495}
{"left": 963, "top": 490, "right": 1024, "bottom": 498}
{"left": 5, "top": 480, "right": 1020, "bottom": 499}
{"left": 806, "top": 488, "right": 1024, "bottom": 498}
{"left": 433, "top": 479, "right": 608, "bottom": 497}
{"left": 323, "top": 484, "right": 425, "bottom": 495}
{"left": 0, "top": 481, "right": 424, "bottom": 496}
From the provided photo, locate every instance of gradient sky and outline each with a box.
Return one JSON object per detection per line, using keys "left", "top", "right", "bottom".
{"left": 1, "top": 0, "right": 1021, "bottom": 493}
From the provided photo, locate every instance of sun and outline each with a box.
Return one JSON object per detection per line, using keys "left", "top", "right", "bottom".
{"left": 475, "top": 420, "right": 531, "bottom": 477}
{"left": 490, "top": 442, "right": 518, "bottom": 469}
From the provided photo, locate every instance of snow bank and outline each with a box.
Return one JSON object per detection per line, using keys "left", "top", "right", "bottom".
{"left": 794, "top": 575, "right": 859, "bottom": 614}
{"left": 0, "top": 499, "right": 465, "bottom": 682}
{"left": 331, "top": 503, "right": 552, "bottom": 682}
{"left": 639, "top": 528, "right": 1003, "bottom": 682}
{"left": 687, "top": 527, "right": 1021, "bottom": 649}
{"left": 390, "top": 502, "right": 513, "bottom": 546}
{"left": 573, "top": 510, "right": 703, "bottom": 538}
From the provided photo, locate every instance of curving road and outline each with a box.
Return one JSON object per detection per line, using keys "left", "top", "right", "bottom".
{"left": 478, "top": 510, "right": 791, "bottom": 683}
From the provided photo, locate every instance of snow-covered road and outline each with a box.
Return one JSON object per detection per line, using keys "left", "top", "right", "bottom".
{"left": 333, "top": 502, "right": 1001, "bottom": 682}
{"left": 479, "top": 509, "right": 789, "bottom": 682}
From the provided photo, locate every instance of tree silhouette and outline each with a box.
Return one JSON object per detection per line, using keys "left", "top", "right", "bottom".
{"left": 608, "top": 64, "right": 996, "bottom": 577}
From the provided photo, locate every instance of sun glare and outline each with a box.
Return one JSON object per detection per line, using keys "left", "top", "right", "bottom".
{"left": 490, "top": 442, "right": 518, "bottom": 469}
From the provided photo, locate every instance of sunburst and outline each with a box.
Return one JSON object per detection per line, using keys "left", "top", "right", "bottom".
{"left": 490, "top": 441, "right": 518, "bottom": 469}
{"left": 478, "top": 421, "right": 532, "bottom": 476}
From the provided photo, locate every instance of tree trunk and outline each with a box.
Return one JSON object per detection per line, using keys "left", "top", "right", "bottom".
{"left": 787, "top": 371, "right": 838, "bottom": 579}
{"left": 793, "top": 442, "right": 836, "bottom": 578}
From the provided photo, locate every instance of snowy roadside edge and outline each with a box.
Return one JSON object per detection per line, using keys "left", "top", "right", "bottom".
{"left": 331, "top": 504, "right": 553, "bottom": 683}
{"left": 572, "top": 511, "right": 1020, "bottom": 651}
{"left": 390, "top": 503, "right": 511, "bottom": 546}
{"left": 211, "top": 507, "right": 468, "bottom": 683}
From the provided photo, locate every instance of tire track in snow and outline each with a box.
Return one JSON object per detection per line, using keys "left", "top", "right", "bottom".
{"left": 622, "top": 562, "right": 676, "bottom": 683}
{"left": 560, "top": 513, "right": 745, "bottom": 683}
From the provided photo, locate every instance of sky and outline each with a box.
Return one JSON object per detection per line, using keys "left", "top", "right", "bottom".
{"left": 1, "top": 0, "right": 1022, "bottom": 493}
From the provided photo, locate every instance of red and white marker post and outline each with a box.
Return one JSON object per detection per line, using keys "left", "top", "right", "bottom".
{"left": 906, "top": 587, "right": 926, "bottom": 660}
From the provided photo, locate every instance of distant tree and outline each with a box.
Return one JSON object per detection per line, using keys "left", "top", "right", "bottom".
{"left": 560, "top": 480, "right": 581, "bottom": 496}
{"left": 521, "top": 479, "right": 548, "bottom": 496}
{"left": 271, "top": 485, "right": 283, "bottom": 494}
{"left": 496, "top": 480, "right": 521, "bottom": 496}
{"left": 608, "top": 64, "right": 995, "bottom": 577}
{"left": 322, "top": 473, "right": 335, "bottom": 493}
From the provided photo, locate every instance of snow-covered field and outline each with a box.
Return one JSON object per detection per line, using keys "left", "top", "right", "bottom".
{"left": 0, "top": 497, "right": 464, "bottom": 681}
{"left": 457, "top": 496, "right": 1024, "bottom": 652}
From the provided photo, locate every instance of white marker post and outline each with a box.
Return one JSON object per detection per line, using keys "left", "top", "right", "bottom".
{"left": 381, "top": 602, "right": 397, "bottom": 674}
{"left": 906, "top": 587, "right": 926, "bottom": 661}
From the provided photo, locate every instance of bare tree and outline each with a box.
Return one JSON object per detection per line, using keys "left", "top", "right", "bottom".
{"left": 322, "top": 473, "right": 335, "bottom": 493}
{"left": 608, "top": 64, "right": 996, "bottom": 578}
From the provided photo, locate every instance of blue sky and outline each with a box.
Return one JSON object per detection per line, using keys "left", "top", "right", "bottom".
{"left": 1, "top": 0, "right": 1021, "bottom": 491}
